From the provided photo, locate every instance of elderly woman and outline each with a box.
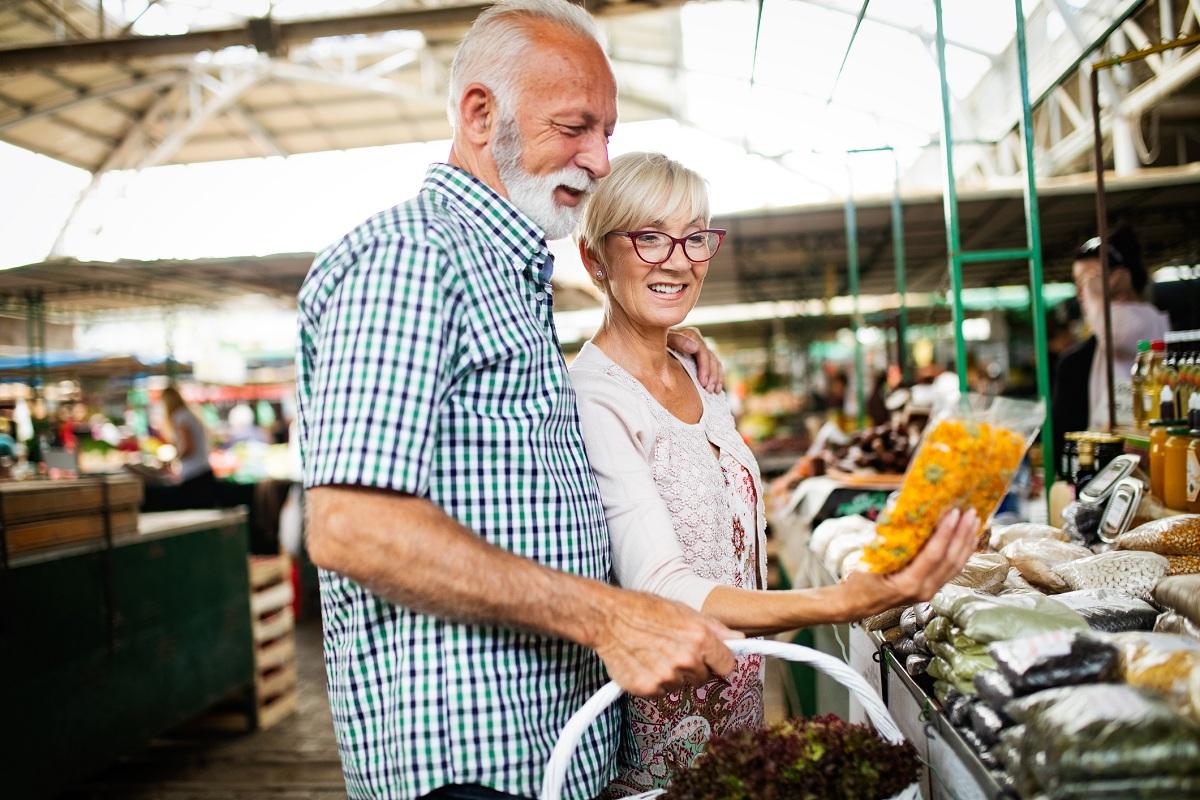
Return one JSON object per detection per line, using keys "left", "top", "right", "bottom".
{"left": 570, "top": 152, "right": 979, "bottom": 795}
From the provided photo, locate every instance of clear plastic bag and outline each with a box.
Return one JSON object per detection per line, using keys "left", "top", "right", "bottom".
{"left": 928, "top": 659, "right": 975, "bottom": 696}
{"left": 1061, "top": 499, "right": 1105, "bottom": 544}
{"left": 899, "top": 606, "right": 919, "bottom": 636}
{"left": 1154, "top": 574, "right": 1200, "bottom": 626}
{"left": 1053, "top": 589, "right": 1159, "bottom": 633}
{"left": 862, "top": 395, "right": 1042, "bottom": 573}
{"left": 1116, "top": 514, "right": 1200, "bottom": 556}
{"left": 914, "top": 601, "right": 936, "bottom": 626}
{"left": 973, "top": 670, "right": 1016, "bottom": 718}
{"left": 949, "top": 552, "right": 1009, "bottom": 593}
{"left": 999, "top": 567, "right": 1038, "bottom": 595}
{"left": 953, "top": 592, "right": 1089, "bottom": 644}
{"left": 1111, "top": 632, "right": 1200, "bottom": 720}
{"left": 1167, "top": 554, "right": 1200, "bottom": 575}
{"left": 822, "top": 528, "right": 875, "bottom": 576}
{"left": 1051, "top": 550, "right": 1169, "bottom": 600}
{"left": 1005, "top": 684, "right": 1200, "bottom": 790}
{"left": 1155, "top": 610, "right": 1200, "bottom": 640}
{"left": 923, "top": 615, "right": 952, "bottom": 643}
{"left": 992, "top": 522, "right": 1070, "bottom": 550}
{"left": 987, "top": 630, "right": 1118, "bottom": 694}
{"left": 862, "top": 606, "right": 904, "bottom": 632}
{"left": 905, "top": 654, "right": 930, "bottom": 677}
{"left": 930, "top": 640, "right": 995, "bottom": 684}
{"left": 881, "top": 625, "right": 904, "bottom": 644}
{"left": 808, "top": 514, "right": 874, "bottom": 562}
{"left": 1000, "top": 538, "right": 1094, "bottom": 593}
{"left": 968, "top": 701, "right": 1008, "bottom": 747}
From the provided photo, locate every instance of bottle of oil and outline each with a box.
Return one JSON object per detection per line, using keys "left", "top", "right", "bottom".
{"left": 1146, "top": 340, "right": 1166, "bottom": 422}
{"left": 1132, "top": 339, "right": 1151, "bottom": 429}
{"left": 1163, "top": 333, "right": 1181, "bottom": 421}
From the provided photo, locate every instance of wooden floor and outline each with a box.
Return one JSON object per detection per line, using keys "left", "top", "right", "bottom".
{"left": 60, "top": 619, "right": 346, "bottom": 800}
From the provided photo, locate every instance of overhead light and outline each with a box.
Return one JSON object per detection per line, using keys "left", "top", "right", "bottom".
{"left": 962, "top": 317, "right": 992, "bottom": 341}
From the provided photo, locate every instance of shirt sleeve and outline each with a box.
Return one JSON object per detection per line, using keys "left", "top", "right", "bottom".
{"left": 571, "top": 369, "right": 718, "bottom": 610}
{"left": 300, "top": 234, "right": 461, "bottom": 495}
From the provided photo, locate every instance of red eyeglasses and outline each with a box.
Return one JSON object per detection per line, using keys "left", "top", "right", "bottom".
{"left": 607, "top": 229, "right": 727, "bottom": 265}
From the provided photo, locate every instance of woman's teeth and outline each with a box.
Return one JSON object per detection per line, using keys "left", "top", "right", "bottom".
{"left": 649, "top": 283, "right": 684, "bottom": 295}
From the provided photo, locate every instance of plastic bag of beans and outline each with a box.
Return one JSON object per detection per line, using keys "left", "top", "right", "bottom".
{"left": 1000, "top": 538, "right": 1094, "bottom": 593}
{"left": 991, "top": 522, "right": 1070, "bottom": 550}
{"left": 1111, "top": 632, "right": 1200, "bottom": 720}
{"left": 1053, "top": 589, "right": 1159, "bottom": 633}
{"left": 987, "top": 630, "right": 1118, "bottom": 694}
{"left": 1155, "top": 610, "right": 1200, "bottom": 640}
{"left": 1116, "top": 514, "right": 1200, "bottom": 556}
{"left": 862, "top": 605, "right": 904, "bottom": 632}
{"left": 949, "top": 552, "right": 1009, "bottom": 593}
{"left": 861, "top": 395, "right": 1042, "bottom": 574}
{"left": 1051, "top": 551, "right": 1169, "bottom": 601}
{"left": 1154, "top": 575, "right": 1200, "bottom": 626}
{"left": 1167, "top": 554, "right": 1200, "bottom": 575}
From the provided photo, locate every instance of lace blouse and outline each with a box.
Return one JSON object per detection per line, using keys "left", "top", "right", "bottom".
{"left": 570, "top": 341, "right": 768, "bottom": 795}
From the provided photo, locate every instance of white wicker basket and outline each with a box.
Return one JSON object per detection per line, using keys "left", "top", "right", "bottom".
{"left": 539, "top": 638, "right": 921, "bottom": 800}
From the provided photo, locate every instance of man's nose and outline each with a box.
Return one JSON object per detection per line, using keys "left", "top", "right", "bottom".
{"left": 576, "top": 130, "right": 611, "bottom": 180}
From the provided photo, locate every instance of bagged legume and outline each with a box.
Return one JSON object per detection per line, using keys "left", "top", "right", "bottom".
{"left": 1053, "top": 589, "right": 1159, "bottom": 632}
{"left": 1111, "top": 631, "right": 1200, "bottom": 720}
{"left": 953, "top": 593, "right": 1089, "bottom": 643}
{"left": 968, "top": 701, "right": 1008, "bottom": 747}
{"left": 1154, "top": 574, "right": 1200, "bottom": 626}
{"left": 973, "top": 670, "right": 1016, "bottom": 718}
{"left": 862, "top": 396, "right": 1041, "bottom": 573}
{"left": 808, "top": 514, "right": 873, "bottom": 561}
{"left": 987, "top": 630, "right": 1117, "bottom": 694}
{"left": 1167, "top": 554, "right": 1200, "bottom": 575}
{"left": 914, "top": 601, "right": 936, "bottom": 626}
{"left": 991, "top": 522, "right": 1069, "bottom": 550}
{"left": 1051, "top": 550, "right": 1169, "bottom": 600}
{"left": 949, "top": 552, "right": 1009, "bottom": 593}
{"left": 862, "top": 605, "right": 904, "bottom": 632}
{"left": 1116, "top": 514, "right": 1200, "bottom": 556}
{"left": 1001, "top": 538, "right": 1094, "bottom": 592}
{"left": 1155, "top": 610, "right": 1200, "bottom": 640}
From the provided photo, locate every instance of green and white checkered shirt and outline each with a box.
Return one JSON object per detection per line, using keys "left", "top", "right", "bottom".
{"left": 297, "top": 163, "right": 618, "bottom": 800}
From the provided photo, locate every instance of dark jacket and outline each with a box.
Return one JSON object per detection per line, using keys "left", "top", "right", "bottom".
{"left": 1051, "top": 335, "right": 1096, "bottom": 476}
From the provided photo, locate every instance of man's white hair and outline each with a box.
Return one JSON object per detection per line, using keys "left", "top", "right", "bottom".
{"left": 447, "top": 0, "right": 602, "bottom": 127}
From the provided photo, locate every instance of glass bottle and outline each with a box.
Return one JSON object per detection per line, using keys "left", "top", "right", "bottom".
{"left": 1131, "top": 339, "right": 1151, "bottom": 430}
{"left": 1146, "top": 340, "right": 1166, "bottom": 422}
{"left": 1075, "top": 440, "right": 1097, "bottom": 494}
{"left": 1165, "top": 427, "right": 1192, "bottom": 510}
{"left": 1188, "top": 430, "right": 1200, "bottom": 514}
{"left": 1149, "top": 419, "right": 1182, "bottom": 503}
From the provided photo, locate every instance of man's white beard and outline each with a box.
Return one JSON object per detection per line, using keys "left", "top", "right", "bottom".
{"left": 493, "top": 115, "right": 595, "bottom": 240}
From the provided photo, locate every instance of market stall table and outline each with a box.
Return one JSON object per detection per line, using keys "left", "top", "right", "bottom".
{"left": 2, "top": 507, "right": 254, "bottom": 799}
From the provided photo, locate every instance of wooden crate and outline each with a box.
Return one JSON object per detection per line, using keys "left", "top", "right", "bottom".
{"left": 193, "top": 554, "right": 297, "bottom": 733}
{"left": 3, "top": 476, "right": 143, "bottom": 557}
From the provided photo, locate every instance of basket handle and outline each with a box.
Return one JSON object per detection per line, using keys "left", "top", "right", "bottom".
{"left": 539, "top": 638, "right": 903, "bottom": 800}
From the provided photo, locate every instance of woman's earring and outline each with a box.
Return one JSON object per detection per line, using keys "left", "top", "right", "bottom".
{"left": 595, "top": 271, "right": 604, "bottom": 279}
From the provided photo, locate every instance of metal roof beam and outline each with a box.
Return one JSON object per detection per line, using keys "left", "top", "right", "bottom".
{"left": 0, "top": 2, "right": 685, "bottom": 72}
{"left": 793, "top": 0, "right": 998, "bottom": 60}
{"left": 0, "top": 71, "right": 179, "bottom": 132}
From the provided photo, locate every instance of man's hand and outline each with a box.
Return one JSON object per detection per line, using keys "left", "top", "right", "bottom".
{"left": 591, "top": 589, "right": 741, "bottom": 697}
{"left": 667, "top": 327, "right": 723, "bottom": 393}
{"left": 837, "top": 507, "right": 980, "bottom": 619}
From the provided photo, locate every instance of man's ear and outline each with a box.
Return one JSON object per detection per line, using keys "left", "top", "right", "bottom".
{"left": 458, "top": 83, "right": 496, "bottom": 147}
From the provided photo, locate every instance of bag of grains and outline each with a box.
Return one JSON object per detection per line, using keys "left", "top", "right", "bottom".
{"left": 953, "top": 593, "right": 1089, "bottom": 643}
{"left": 914, "top": 601, "right": 937, "bottom": 626}
{"left": 861, "top": 395, "right": 1042, "bottom": 574}
{"left": 998, "top": 567, "right": 1038, "bottom": 594}
{"left": 949, "top": 552, "right": 1009, "bottom": 593}
{"left": 968, "top": 701, "right": 1008, "bottom": 747}
{"left": 987, "top": 629, "right": 1118, "bottom": 694}
{"left": 1051, "top": 550, "right": 1169, "bottom": 601}
{"left": 808, "top": 514, "right": 873, "bottom": 562}
{"left": 1167, "top": 554, "right": 1200, "bottom": 575}
{"left": 931, "top": 639, "right": 995, "bottom": 685}
{"left": 1053, "top": 588, "right": 1160, "bottom": 632}
{"left": 862, "top": 605, "right": 904, "bottom": 632}
{"left": 1000, "top": 538, "right": 1095, "bottom": 593}
{"left": 973, "top": 670, "right": 1016, "bottom": 718}
{"left": 1110, "top": 631, "right": 1200, "bottom": 720}
{"left": 1116, "top": 514, "right": 1200, "bottom": 556}
{"left": 1005, "top": 684, "right": 1200, "bottom": 791}
{"left": 822, "top": 528, "right": 875, "bottom": 576}
{"left": 991, "top": 522, "right": 1070, "bottom": 550}
{"left": 1060, "top": 499, "right": 1105, "bottom": 544}
{"left": 1154, "top": 574, "right": 1200, "bottom": 626}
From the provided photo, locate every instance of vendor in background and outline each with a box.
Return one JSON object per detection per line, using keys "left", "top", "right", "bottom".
{"left": 143, "top": 387, "right": 216, "bottom": 511}
{"left": 1052, "top": 232, "right": 1170, "bottom": 466}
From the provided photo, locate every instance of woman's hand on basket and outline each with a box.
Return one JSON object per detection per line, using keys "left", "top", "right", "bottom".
{"left": 591, "top": 589, "right": 742, "bottom": 696}
{"left": 838, "top": 507, "right": 980, "bottom": 620}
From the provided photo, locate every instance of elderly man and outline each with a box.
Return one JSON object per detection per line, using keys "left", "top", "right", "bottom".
{"left": 297, "top": 1, "right": 737, "bottom": 799}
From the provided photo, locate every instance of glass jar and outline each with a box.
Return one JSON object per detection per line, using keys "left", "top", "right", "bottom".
{"left": 1189, "top": 431, "right": 1200, "bottom": 514}
{"left": 1148, "top": 420, "right": 1179, "bottom": 502}
{"left": 1164, "top": 427, "right": 1191, "bottom": 510}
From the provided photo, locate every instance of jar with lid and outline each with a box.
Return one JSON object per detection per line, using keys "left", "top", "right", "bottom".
{"left": 1149, "top": 419, "right": 1183, "bottom": 502}
{"left": 1164, "top": 427, "right": 1191, "bottom": 510}
{"left": 1085, "top": 432, "right": 1123, "bottom": 472}
{"left": 1075, "top": 439, "right": 1098, "bottom": 493}
{"left": 1189, "top": 431, "right": 1200, "bottom": 514}
{"left": 1062, "top": 431, "right": 1083, "bottom": 482}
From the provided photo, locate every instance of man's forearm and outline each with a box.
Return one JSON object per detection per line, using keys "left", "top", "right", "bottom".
{"left": 306, "top": 485, "right": 615, "bottom": 647}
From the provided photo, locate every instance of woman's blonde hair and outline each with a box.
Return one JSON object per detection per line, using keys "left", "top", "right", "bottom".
{"left": 579, "top": 152, "right": 710, "bottom": 269}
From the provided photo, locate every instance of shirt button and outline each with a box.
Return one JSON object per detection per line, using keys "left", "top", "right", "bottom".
{"left": 535, "top": 291, "right": 546, "bottom": 301}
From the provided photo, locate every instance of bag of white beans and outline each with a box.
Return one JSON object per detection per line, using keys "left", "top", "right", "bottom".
{"left": 1051, "top": 551, "right": 1169, "bottom": 601}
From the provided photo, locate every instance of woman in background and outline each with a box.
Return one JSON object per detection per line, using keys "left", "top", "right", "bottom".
{"left": 143, "top": 387, "right": 216, "bottom": 511}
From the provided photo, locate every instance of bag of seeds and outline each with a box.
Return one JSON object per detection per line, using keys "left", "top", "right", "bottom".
{"left": 1051, "top": 550, "right": 1169, "bottom": 601}
{"left": 953, "top": 592, "right": 1089, "bottom": 643}
{"left": 987, "top": 630, "right": 1118, "bottom": 694}
{"left": 1000, "top": 538, "right": 1094, "bottom": 593}
{"left": 973, "top": 670, "right": 1016, "bottom": 719}
{"left": 968, "top": 701, "right": 1008, "bottom": 747}
{"left": 1154, "top": 574, "right": 1200, "bottom": 626}
{"left": 949, "top": 552, "right": 1010, "bottom": 593}
{"left": 1116, "top": 514, "right": 1200, "bottom": 556}
{"left": 1111, "top": 632, "right": 1200, "bottom": 720}
{"left": 991, "top": 522, "right": 1069, "bottom": 550}
{"left": 862, "top": 605, "right": 904, "bottom": 632}
{"left": 1006, "top": 684, "right": 1200, "bottom": 791}
{"left": 1155, "top": 610, "right": 1200, "bottom": 640}
{"left": 861, "top": 395, "right": 1042, "bottom": 574}
{"left": 1167, "top": 554, "right": 1200, "bottom": 575}
{"left": 1053, "top": 588, "right": 1159, "bottom": 632}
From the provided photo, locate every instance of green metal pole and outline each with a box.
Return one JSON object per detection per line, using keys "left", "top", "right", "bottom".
{"left": 933, "top": 0, "right": 967, "bottom": 395}
{"left": 844, "top": 182, "right": 866, "bottom": 429}
{"left": 1013, "top": 0, "right": 1057, "bottom": 492}
{"left": 891, "top": 154, "right": 909, "bottom": 383}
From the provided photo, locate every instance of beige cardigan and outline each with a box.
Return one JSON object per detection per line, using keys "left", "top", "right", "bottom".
{"left": 570, "top": 341, "right": 767, "bottom": 610}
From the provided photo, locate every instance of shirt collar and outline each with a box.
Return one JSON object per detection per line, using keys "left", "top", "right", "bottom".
{"left": 422, "top": 163, "right": 552, "bottom": 280}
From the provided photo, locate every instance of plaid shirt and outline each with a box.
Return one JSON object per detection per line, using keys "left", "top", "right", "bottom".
{"left": 297, "top": 163, "right": 618, "bottom": 799}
